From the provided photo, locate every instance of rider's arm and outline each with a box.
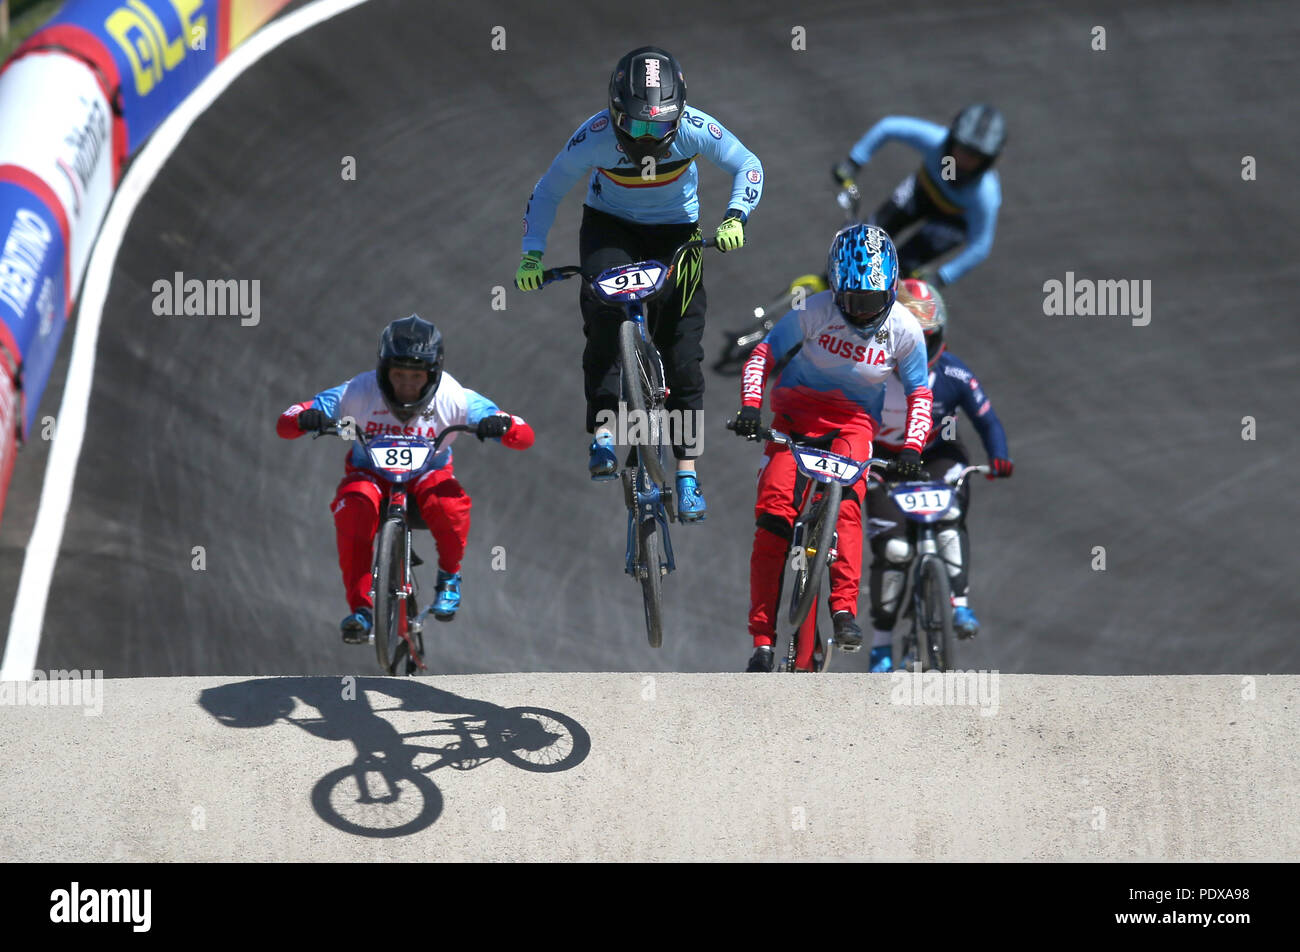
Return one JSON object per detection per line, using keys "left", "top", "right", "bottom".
{"left": 847, "top": 116, "right": 947, "bottom": 167}
{"left": 740, "top": 308, "right": 804, "bottom": 407}
{"left": 684, "top": 107, "right": 763, "bottom": 222}
{"left": 950, "top": 359, "right": 1010, "bottom": 460}
{"left": 464, "top": 389, "right": 535, "bottom": 450}
{"left": 522, "top": 115, "right": 603, "bottom": 255}
{"left": 275, "top": 383, "right": 346, "bottom": 439}
{"left": 896, "top": 329, "right": 934, "bottom": 455}
{"left": 934, "top": 173, "right": 1001, "bottom": 286}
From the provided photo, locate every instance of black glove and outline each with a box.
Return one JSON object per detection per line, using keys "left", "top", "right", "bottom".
{"left": 890, "top": 449, "right": 924, "bottom": 481}
{"left": 832, "top": 159, "right": 859, "bottom": 186}
{"left": 732, "top": 406, "right": 763, "bottom": 439}
{"left": 296, "top": 408, "right": 329, "bottom": 432}
{"left": 476, "top": 413, "right": 512, "bottom": 441}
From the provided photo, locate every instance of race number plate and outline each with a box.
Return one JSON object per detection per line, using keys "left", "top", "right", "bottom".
{"left": 368, "top": 444, "right": 431, "bottom": 473}
{"left": 595, "top": 263, "right": 665, "bottom": 299}
{"left": 892, "top": 487, "right": 953, "bottom": 516}
{"left": 795, "top": 450, "right": 862, "bottom": 484}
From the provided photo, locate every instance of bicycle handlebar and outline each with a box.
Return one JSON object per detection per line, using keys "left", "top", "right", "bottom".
{"left": 314, "top": 420, "right": 474, "bottom": 455}
{"left": 542, "top": 235, "right": 720, "bottom": 287}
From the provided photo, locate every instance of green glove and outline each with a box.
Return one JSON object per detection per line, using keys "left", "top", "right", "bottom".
{"left": 515, "top": 251, "right": 544, "bottom": 291}
{"left": 715, "top": 215, "right": 745, "bottom": 253}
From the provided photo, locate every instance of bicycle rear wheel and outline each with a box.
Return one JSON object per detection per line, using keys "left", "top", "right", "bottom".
{"left": 637, "top": 516, "right": 664, "bottom": 649}
{"left": 787, "top": 482, "right": 842, "bottom": 628}
{"left": 917, "top": 555, "right": 956, "bottom": 671}
{"left": 619, "top": 320, "right": 670, "bottom": 493}
{"left": 373, "top": 518, "right": 412, "bottom": 674}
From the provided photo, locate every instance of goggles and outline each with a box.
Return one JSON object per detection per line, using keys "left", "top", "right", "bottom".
{"left": 614, "top": 111, "right": 677, "bottom": 140}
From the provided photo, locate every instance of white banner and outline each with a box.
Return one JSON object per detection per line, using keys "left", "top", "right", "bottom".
{"left": 0, "top": 53, "right": 115, "bottom": 302}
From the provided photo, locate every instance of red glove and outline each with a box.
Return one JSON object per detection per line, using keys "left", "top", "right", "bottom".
{"left": 987, "top": 458, "right": 1014, "bottom": 479}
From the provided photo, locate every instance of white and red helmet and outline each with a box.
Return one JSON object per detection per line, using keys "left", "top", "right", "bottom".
{"left": 900, "top": 278, "right": 948, "bottom": 367}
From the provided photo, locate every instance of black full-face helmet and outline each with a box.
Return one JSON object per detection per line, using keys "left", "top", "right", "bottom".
{"left": 609, "top": 46, "right": 687, "bottom": 165}
{"left": 376, "top": 314, "right": 444, "bottom": 414}
{"left": 944, "top": 103, "right": 1007, "bottom": 184}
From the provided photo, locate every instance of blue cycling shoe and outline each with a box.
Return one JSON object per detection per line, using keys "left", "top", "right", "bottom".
{"left": 869, "top": 645, "right": 893, "bottom": 673}
{"left": 433, "top": 570, "right": 462, "bottom": 621}
{"left": 340, "top": 606, "right": 373, "bottom": 645}
{"left": 953, "top": 605, "right": 980, "bottom": 640}
{"left": 676, "top": 471, "right": 707, "bottom": 522}
{"left": 589, "top": 432, "right": 618, "bottom": 481}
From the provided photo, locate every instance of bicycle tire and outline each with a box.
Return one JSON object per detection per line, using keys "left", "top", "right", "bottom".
{"left": 787, "top": 481, "right": 842, "bottom": 628}
{"left": 638, "top": 516, "right": 664, "bottom": 649}
{"left": 373, "top": 518, "right": 407, "bottom": 674}
{"left": 619, "top": 319, "right": 670, "bottom": 491}
{"left": 917, "top": 555, "right": 956, "bottom": 671}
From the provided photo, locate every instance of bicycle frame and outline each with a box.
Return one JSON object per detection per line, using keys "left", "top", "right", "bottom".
{"left": 316, "top": 421, "right": 472, "bottom": 674}
{"left": 541, "top": 237, "right": 717, "bottom": 647}
{"left": 872, "top": 464, "right": 989, "bottom": 671}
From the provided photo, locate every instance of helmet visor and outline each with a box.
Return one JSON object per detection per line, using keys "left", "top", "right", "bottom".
{"left": 836, "top": 289, "right": 892, "bottom": 325}
{"left": 614, "top": 111, "right": 676, "bottom": 140}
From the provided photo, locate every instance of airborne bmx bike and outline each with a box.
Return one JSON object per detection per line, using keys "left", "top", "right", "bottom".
{"left": 543, "top": 238, "right": 718, "bottom": 648}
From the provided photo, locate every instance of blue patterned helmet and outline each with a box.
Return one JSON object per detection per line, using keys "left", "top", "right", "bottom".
{"left": 827, "top": 224, "right": 899, "bottom": 332}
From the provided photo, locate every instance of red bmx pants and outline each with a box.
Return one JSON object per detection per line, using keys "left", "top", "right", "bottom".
{"left": 330, "top": 464, "right": 471, "bottom": 612}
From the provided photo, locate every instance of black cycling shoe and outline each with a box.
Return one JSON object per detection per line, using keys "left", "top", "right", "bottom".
{"left": 340, "top": 607, "right": 373, "bottom": 645}
{"left": 746, "top": 645, "right": 775, "bottom": 673}
{"left": 832, "top": 611, "right": 863, "bottom": 651}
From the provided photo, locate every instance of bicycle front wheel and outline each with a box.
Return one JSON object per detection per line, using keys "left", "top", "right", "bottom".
{"left": 638, "top": 517, "right": 664, "bottom": 649}
{"left": 787, "top": 482, "right": 842, "bottom": 628}
{"left": 917, "top": 555, "right": 956, "bottom": 671}
{"left": 372, "top": 518, "right": 409, "bottom": 674}
{"left": 619, "top": 319, "right": 670, "bottom": 492}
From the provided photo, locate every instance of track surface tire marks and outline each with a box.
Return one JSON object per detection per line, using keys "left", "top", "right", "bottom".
{"left": 6, "top": 0, "right": 1299, "bottom": 675}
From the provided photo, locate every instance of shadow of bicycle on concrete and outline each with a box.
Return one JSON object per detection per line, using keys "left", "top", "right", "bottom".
{"left": 197, "top": 677, "right": 591, "bottom": 838}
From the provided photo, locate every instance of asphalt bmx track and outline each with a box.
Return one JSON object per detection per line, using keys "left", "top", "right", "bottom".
{"left": 1, "top": 0, "right": 1298, "bottom": 860}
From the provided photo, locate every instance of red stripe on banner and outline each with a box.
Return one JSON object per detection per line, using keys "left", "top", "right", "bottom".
{"left": 0, "top": 314, "right": 19, "bottom": 369}
{"left": 0, "top": 164, "right": 74, "bottom": 319}
{"left": 6, "top": 24, "right": 129, "bottom": 184}
{"left": 0, "top": 359, "right": 17, "bottom": 531}
{"left": 217, "top": 0, "right": 234, "bottom": 61}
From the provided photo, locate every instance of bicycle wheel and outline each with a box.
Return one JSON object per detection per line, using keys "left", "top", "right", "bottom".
{"left": 917, "top": 555, "right": 956, "bottom": 671}
{"left": 637, "top": 516, "right": 664, "bottom": 648}
{"left": 619, "top": 320, "right": 670, "bottom": 490}
{"left": 372, "top": 518, "right": 409, "bottom": 674}
{"left": 787, "top": 482, "right": 842, "bottom": 628}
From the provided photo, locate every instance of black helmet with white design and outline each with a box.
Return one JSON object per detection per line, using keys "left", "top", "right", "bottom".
{"left": 376, "top": 314, "right": 444, "bottom": 414}
{"left": 609, "top": 46, "right": 687, "bottom": 166}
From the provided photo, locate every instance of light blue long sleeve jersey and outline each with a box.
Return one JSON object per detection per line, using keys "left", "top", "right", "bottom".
{"left": 522, "top": 106, "right": 763, "bottom": 255}
{"left": 849, "top": 116, "right": 1001, "bottom": 285}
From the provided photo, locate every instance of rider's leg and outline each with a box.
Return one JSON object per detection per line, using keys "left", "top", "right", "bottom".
{"left": 580, "top": 206, "right": 643, "bottom": 475}
{"left": 413, "top": 465, "right": 472, "bottom": 618}
{"left": 922, "top": 447, "right": 979, "bottom": 637}
{"left": 332, "top": 474, "right": 382, "bottom": 613}
{"left": 748, "top": 446, "right": 800, "bottom": 651}
{"left": 896, "top": 216, "right": 967, "bottom": 277}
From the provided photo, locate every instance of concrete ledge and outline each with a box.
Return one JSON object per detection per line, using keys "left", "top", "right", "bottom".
{"left": 1, "top": 673, "right": 1294, "bottom": 861}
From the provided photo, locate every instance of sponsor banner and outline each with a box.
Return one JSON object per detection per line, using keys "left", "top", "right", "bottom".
{"left": 38, "top": 0, "right": 220, "bottom": 155}
{"left": 0, "top": 54, "right": 113, "bottom": 316}
{"left": 0, "top": 182, "right": 69, "bottom": 437}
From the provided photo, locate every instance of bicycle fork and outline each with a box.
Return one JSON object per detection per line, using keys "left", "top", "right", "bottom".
{"left": 381, "top": 495, "right": 427, "bottom": 673}
{"left": 622, "top": 467, "right": 675, "bottom": 579}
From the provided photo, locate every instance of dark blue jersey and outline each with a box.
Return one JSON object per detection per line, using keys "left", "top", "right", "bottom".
{"left": 875, "top": 350, "right": 1009, "bottom": 459}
